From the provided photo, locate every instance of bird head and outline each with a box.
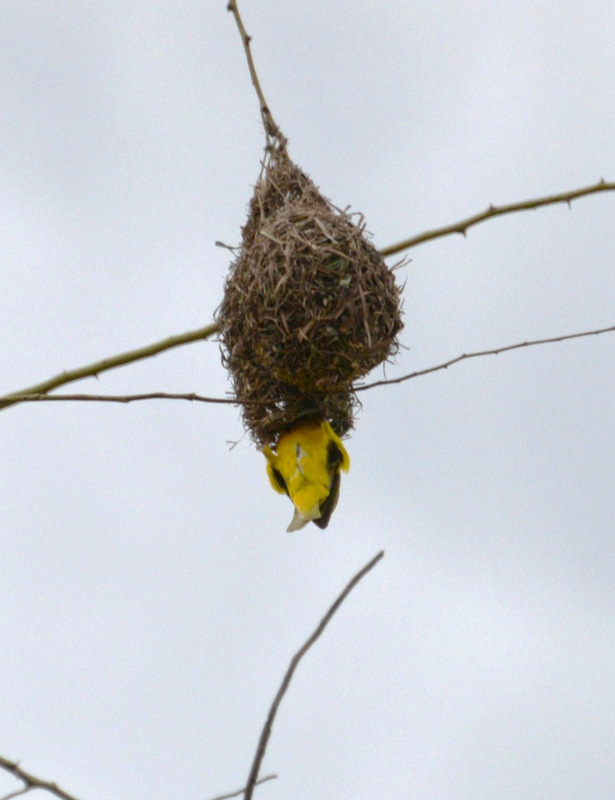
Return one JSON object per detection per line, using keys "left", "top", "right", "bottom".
{"left": 263, "top": 420, "right": 350, "bottom": 531}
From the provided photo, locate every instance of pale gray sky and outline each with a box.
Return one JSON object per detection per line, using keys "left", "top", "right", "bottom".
{"left": 1, "top": 2, "right": 615, "bottom": 799}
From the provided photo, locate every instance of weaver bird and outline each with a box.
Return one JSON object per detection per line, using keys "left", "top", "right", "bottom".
{"left": 263, "top": 420, "right": 350, "bottom": 531}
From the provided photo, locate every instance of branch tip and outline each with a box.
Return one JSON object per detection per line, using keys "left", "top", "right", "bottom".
{"left": 243, "top": 550, "right": 384, "bottom": 800}
{"left": 228, "top": 0, "right": 283, "bottom": 146}
{"left": 381, "top": 179, "right": 615, "bottom": 256}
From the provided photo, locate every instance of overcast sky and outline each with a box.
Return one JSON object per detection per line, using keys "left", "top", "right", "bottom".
{"left": 1, "top": 2, "right": 615, "bottom": 799}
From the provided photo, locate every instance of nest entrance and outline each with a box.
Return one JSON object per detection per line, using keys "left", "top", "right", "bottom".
{"left": 217, "top": 142, "right": 403, "bottom": 446}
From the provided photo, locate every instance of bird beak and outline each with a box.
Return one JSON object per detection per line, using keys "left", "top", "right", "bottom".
{"left": 287, "top": 508, "right": 310, "bottom": 532}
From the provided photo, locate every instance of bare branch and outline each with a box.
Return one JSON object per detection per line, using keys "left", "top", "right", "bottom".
{"left": 1, "top": 787, "right": 30, "bottom": 800}
{"left": 244, "top": 550, "right": 385, "bottom": 800}
{"left": 380, "top": 179, "right": 615, "bottom": 256}
{"left": 355, "top": 324, "right": 615, "bottom": 391}
{"left": 0, "top": 756, "right": 82, "bottom": 800}
{"left": 5, "top": 392, "right": 237, "bottom": 406}
{"left": 208, "top": 774, "right": 277, "bottom": 800}
{"left": 0, "top": 322, "right": 219, "bottom": 412}
{"left": 227, "top": 0, "right": 284, "bottom": 143}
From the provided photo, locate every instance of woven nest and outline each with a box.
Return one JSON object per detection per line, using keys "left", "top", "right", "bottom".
{"left": 217, "top": 142, "right": 403, "bottom": 447}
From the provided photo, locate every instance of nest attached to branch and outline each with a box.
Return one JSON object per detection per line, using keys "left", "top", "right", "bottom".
{"left": 217, "top": 141, "right": 403, "bottom": 447}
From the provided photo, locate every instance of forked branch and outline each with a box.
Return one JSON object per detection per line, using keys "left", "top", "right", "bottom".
{"left": 0, "top": 756, "right": 277, "bottom": 800}
{"left": 0, "top": 755, "right": 81, "bottom": 800}
{"left": 208, "top": 773, "right": 277, "bottom": 800}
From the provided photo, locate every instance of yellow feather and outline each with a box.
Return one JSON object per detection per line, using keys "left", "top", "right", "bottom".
{"left": 262, "top": 421, "right": 350, "bottom": 531}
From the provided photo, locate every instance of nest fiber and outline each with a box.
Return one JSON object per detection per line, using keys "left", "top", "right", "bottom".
{"left": 217, "top": 144, "right": 403, "bottom": 446}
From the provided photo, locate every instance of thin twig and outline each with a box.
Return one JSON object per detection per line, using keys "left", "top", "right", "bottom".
{"left": 5, "top": 392, "right": 237, "bottom": 406}
{"left": 380, "top": 179, "right": 615, "bottom": 256}
{"left": 244, "top": 550, "right": 385, "bottom": 800}
{"left": 0, "top": 322, "right": 218, "bottom": 412}
{"left": 208, "top": 774, "right": 277, "bottom": 800}
{"left": 0, "top": 756, "right": 82, "bottom": 800}
{"left": 355, "top": 324, "right": 615, "bottom": 391}
{"left": 227, "top": 0, "right": 283, "bottom": 143}
{"left": 1, "top": 787, "right": 29, "bottom": 800}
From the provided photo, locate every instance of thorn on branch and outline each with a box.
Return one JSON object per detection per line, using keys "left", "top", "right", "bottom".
{"left": 380, "top": 178, "right": 615, "bottom": 256}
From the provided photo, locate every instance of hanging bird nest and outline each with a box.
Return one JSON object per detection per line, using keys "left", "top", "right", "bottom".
{"left": 217, "top": 141, "right": 403, "bottom": 446}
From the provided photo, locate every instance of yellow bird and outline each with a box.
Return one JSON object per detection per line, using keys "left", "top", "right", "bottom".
{"left": 263, "top": 420, "right": 350, "bottom": 531}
